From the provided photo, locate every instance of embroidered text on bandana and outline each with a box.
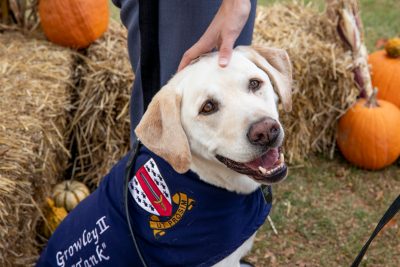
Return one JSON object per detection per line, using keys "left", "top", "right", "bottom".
{"left": 37, "top": 146, "right": 271, "bottom": 267}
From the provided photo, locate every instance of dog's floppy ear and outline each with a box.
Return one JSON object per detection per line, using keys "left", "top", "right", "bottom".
{"left": 135, "top": 86, "right": 191, "bottom": 173}
{"left": 237, "top": 45, "right": 293, "bottom": 112}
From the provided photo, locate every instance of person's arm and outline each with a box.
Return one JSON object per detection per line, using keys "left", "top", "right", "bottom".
{"left": 178, "top": 0, "right": 251, "bottom": 71}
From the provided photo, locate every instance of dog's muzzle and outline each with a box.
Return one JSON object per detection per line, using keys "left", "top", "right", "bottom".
{"left": 216, "top": 146, "right": 287, "bottom": 184}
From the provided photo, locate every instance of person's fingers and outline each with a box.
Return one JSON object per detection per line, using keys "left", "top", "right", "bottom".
{"left": 178, "top": 40, "right": 213, "bottom": 71}
{"left": 177, "top": 50, "right": 194, "bottom": 72}
{"left": 218, "top": 35, "right": 235, "bottom": 67}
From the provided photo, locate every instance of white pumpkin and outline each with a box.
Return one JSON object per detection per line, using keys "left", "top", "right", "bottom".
{"left": 52, "top": 180, "right": 90, "bottom": 211}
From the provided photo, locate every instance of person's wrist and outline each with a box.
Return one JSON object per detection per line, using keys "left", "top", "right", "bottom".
{"left": 221, "top": 0, "right": 251, "bottom": 27}
{"left": 222, "top": 0, "right": 251, "bottom": 13}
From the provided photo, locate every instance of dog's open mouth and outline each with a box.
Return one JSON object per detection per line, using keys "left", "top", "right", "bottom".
{"left": 216, "top": 147, "right": 287, "bottom": 183}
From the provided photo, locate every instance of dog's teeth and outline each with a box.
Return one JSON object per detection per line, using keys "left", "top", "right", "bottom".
{"left": 258, "top": 166, "right": 267, "bottom": 174}
{"left": 260, "top": 161, "right": 285, "bottom": 176}
{"left": 270, "top": 163, "right": 284, "bottom": 174}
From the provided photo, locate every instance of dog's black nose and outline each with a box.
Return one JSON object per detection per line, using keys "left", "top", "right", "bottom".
{"left": 247, "top": 118, "right": 280, "bottom": 146}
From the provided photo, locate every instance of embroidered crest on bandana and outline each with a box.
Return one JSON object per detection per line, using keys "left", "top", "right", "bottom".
{"left": 129, "top": 158, "right": 195, "bottom": 237}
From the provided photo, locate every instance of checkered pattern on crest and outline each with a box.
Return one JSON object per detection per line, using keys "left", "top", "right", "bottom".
{"left": 129, "top": 158, "right": 171, "bottom": 216}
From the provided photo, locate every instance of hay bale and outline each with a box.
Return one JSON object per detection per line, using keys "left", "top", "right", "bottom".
{"left": 0, "top": 31, "right": 73, "bottom": 266}
{"left": 253, "top": 2, "right": 359, "bottom": 162}
{"left": 68, "top": 20, "right": 134, "bottom": 188}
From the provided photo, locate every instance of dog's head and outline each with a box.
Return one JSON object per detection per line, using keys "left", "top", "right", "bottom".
{"left": 135, "top": 46, "right": 292, "bottom": 187}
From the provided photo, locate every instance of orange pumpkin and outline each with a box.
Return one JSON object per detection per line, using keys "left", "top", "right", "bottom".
{"left": 369, "top": 40, "right": 400, "bottom": 108}
{"left": 39, "top": 0, "right": 109, "bottom": 48}
{"left": 337, "top": 90, "right": 400, "bottom": 170}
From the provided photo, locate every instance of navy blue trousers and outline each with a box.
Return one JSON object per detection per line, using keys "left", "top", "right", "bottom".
{"left": 112, "top": 0, "right": 257, "bottom": 144}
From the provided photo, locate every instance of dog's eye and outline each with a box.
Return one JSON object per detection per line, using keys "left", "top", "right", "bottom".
{"left": 200, "top": 100, "right": 218, "bottom": 115}
{"left": 249, "top": 79, "right": 262, "bottom": 91}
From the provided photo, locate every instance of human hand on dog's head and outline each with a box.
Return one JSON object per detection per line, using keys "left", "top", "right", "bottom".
{"left": 137, "top": 46, "right": 292, "bottom": 188}
{"left": 178, "top": 0, "right": 251, "bottom": 71}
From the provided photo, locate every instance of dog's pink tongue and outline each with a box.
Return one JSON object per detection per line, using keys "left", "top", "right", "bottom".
{"left": 245, "top": 148, "right": 279, "bottom": 170}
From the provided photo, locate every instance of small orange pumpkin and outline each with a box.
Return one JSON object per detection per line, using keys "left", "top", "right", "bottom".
{"left": 369, "top": 38, "right": 400, "bottom": 108}
{"left": 39, "top": 0, "right": 109, "bottom": 48}
{"left": 337, "top": 89, "right": 400, "bottom": 170}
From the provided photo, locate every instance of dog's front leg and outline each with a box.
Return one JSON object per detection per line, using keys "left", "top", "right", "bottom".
{"left": 212, "top": 233, "right": 256, "bottom": 267}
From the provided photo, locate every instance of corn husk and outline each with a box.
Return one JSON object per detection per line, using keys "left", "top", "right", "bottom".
{"left": 0, "top": 0, "right": 39, "bottom": 30}
{"left": 326, "top": 0, "right": 372, "bottom": 98}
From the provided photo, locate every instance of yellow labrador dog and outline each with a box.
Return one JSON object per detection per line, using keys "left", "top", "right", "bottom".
{"left": 37, "top": 46, "right": 292, "bottom": 267}
{"left": 135, "top": 46, "right": 292, "bottom": 266}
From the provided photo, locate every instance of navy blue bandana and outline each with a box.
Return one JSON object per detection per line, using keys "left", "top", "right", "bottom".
{"left": 37, "top": 146, "right": 271, "bottom": 267}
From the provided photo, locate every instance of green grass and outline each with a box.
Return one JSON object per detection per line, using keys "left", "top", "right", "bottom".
{"left": 360, "top": 0, "right": 400, "bottom": 50}
{"left": 109, "top": 1, "right": 120, "bottom": 22}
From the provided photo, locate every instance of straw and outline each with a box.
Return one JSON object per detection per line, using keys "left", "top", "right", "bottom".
{"left": 0, "top": 30, "right": 72, "bottom": 266}
{"left": 253, "top": 2, "right": 359, "bottom": 162}
{"left": 66, "top": 20, "right": 134, "bottom": 188}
